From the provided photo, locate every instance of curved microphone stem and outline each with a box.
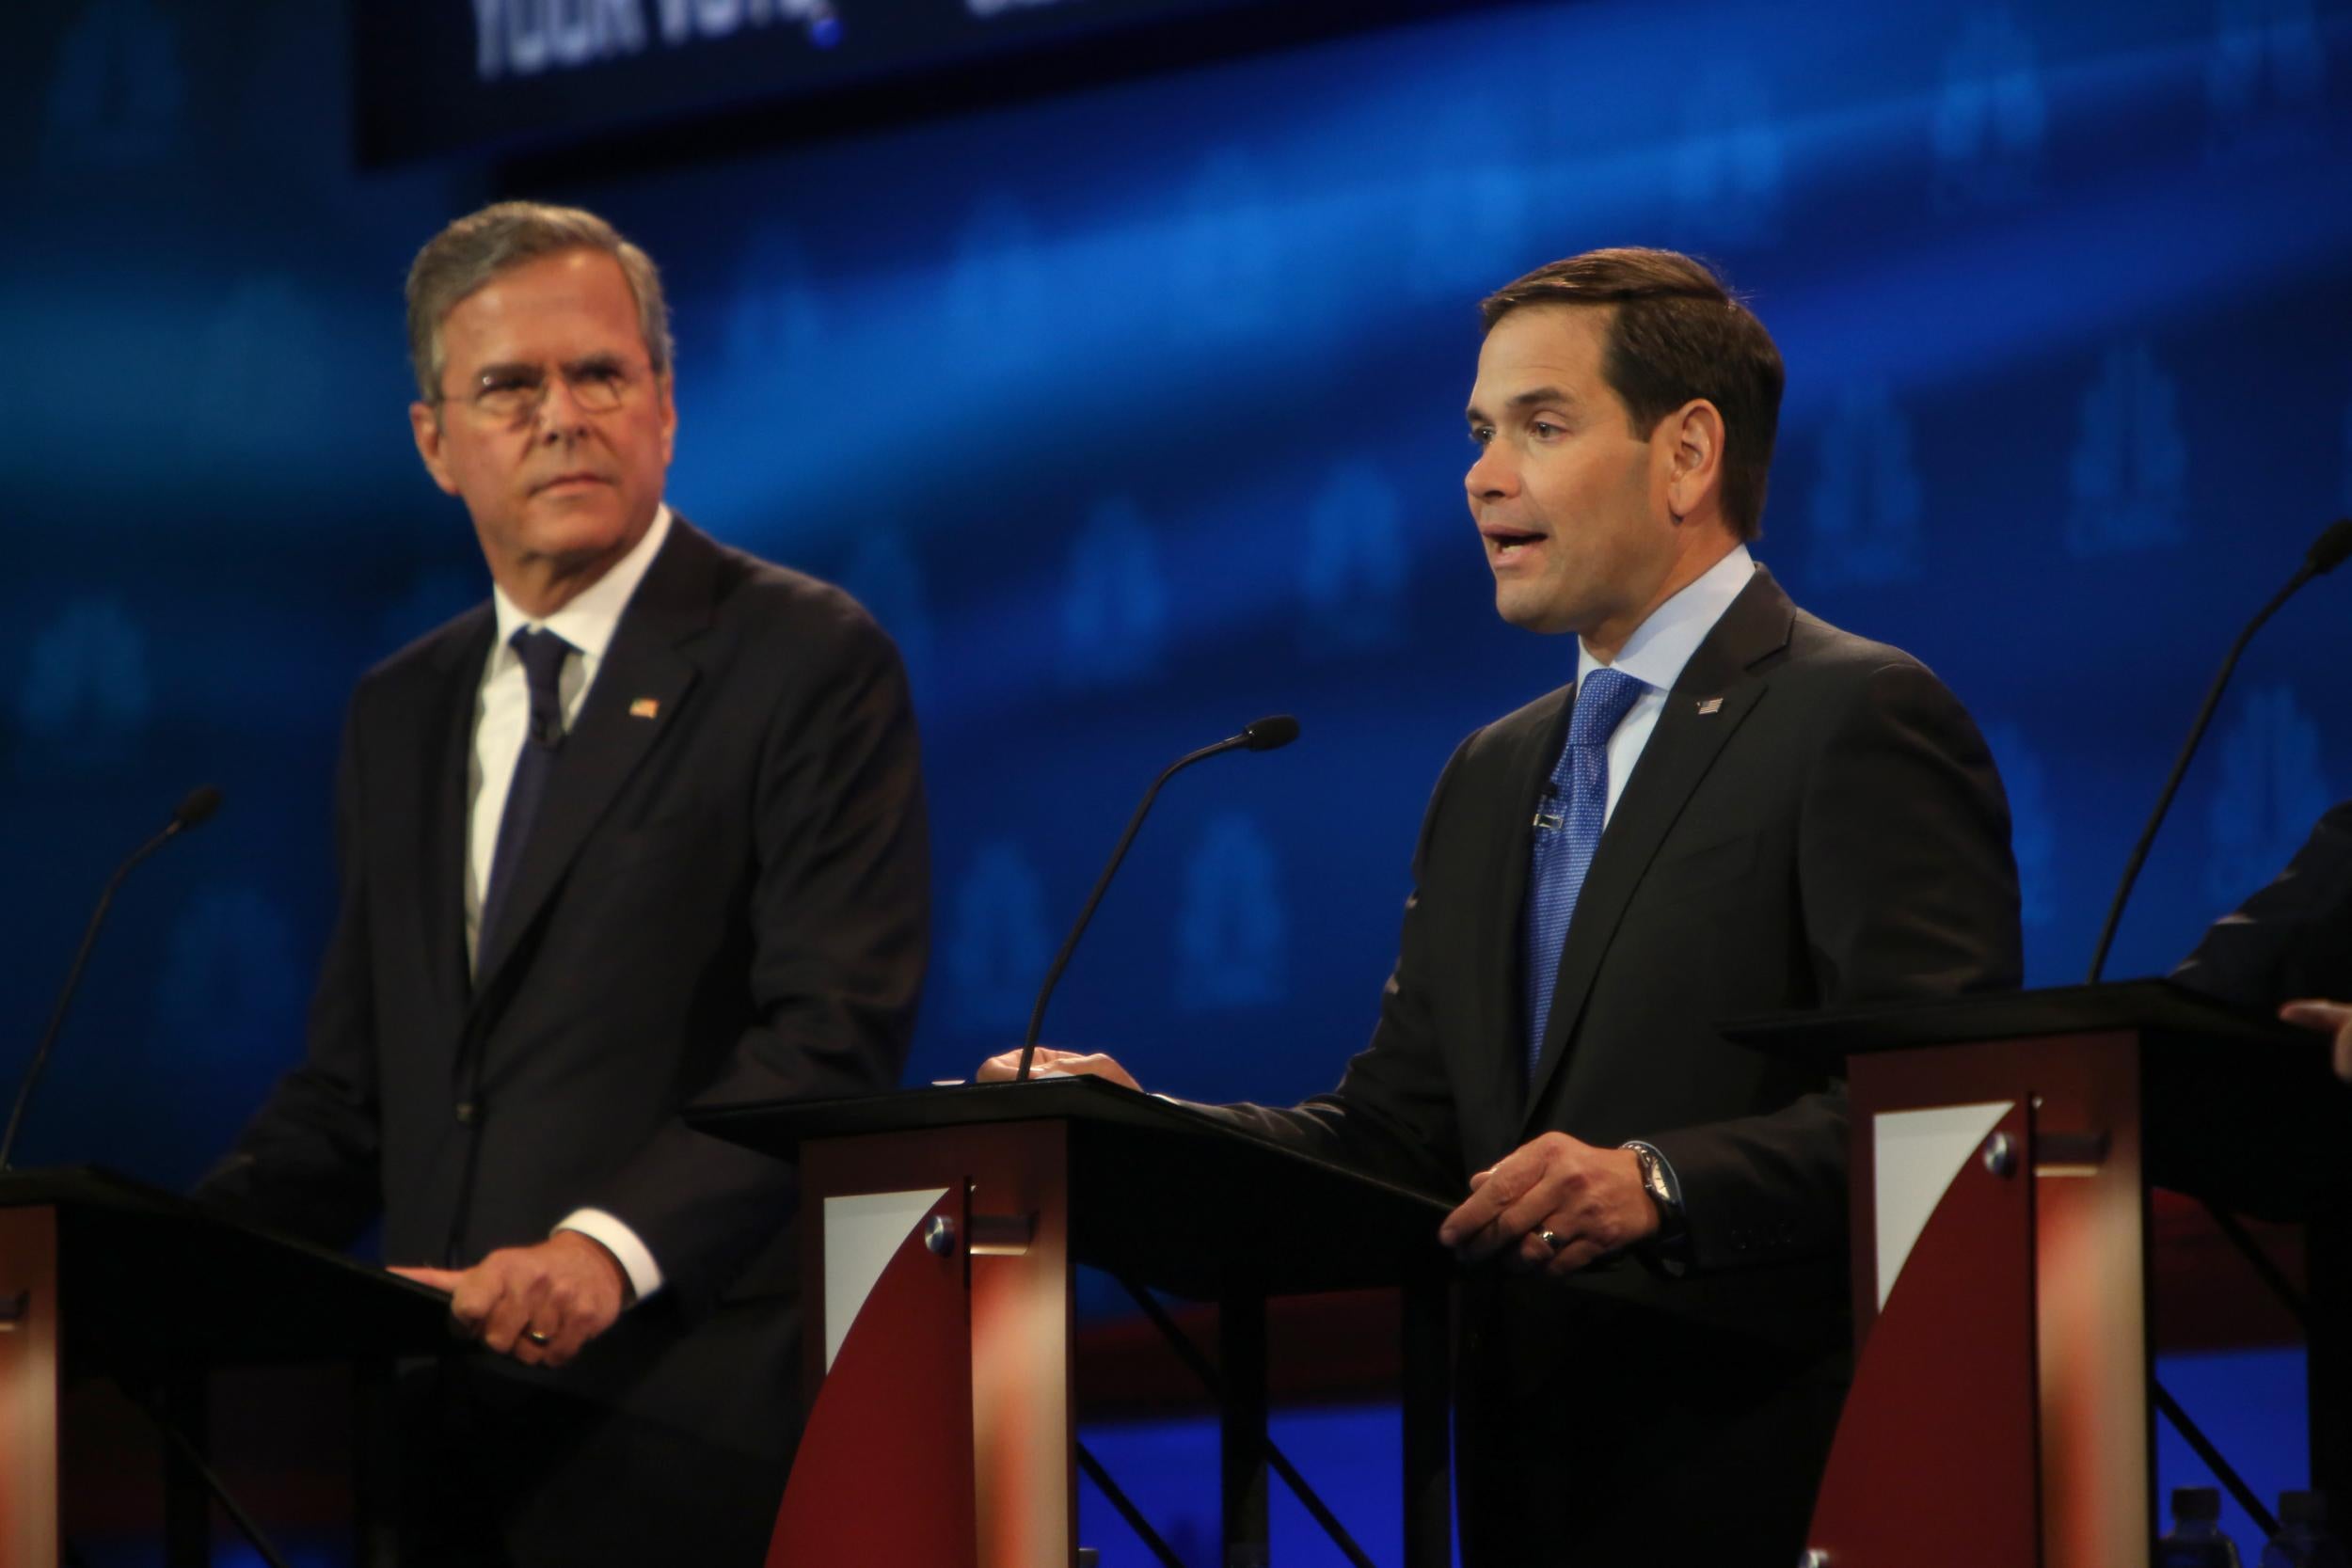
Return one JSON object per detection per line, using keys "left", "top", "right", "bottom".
{"left": 0, "top": 821, "right": 187, "bottom": 1170}
{"left": 2084, "top": 564, "right": 2312, "bottom": 984}
{"left": 1016, "top": 736, "right": 1248, "bottom": 1082}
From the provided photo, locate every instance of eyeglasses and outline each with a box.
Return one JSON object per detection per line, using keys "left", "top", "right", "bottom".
{"left": 448, "top": 356, "right": 642, "bottom": 424}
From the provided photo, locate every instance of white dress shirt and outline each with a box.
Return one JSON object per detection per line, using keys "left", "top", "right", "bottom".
{"left": 467, "top": 502, "right": 674, "bottom": 1304}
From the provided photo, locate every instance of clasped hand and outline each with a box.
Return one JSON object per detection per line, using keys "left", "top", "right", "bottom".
{"left": 1438, "top": 1132, "right": 1658, "bottom": 1277}
{"left": 391, "top": 1230, "right": 629, "bottom": 1370}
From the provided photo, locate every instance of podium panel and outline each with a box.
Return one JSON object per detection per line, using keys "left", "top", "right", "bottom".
{"left": 0, "top": 1206, "right": 60, "bottom": 1568}
{"left": 1727, "top": 980, "right": 2335, "bottom": 1568}
{"left": 697, "top": 1078, "right": 1458, "bottom": 1568}
{"left": 0, "top": 1168, "right": 451, "bottom": 1568}
{"left": 769, "top": 1120, "right": 1072, "bottom": 1568}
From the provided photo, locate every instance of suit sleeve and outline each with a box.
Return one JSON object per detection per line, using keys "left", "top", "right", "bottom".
{"left": 2173, "top": 800, "right": 2352, "bottom": 1006}
{"left": 2161, "top": 800, "right": 2352, "bottom": 1216}
{"left": 1205, "top": 736, "right": 1472, "bottom": 1199}
{"left": 191, "top": 702, "right": 387, "bottom": 1246}
{"left": 1648, "top": 659, "right": 2023, "bottom": 1272}
{"left": 584, "top": 605, "right": 929, "bottom": 1315}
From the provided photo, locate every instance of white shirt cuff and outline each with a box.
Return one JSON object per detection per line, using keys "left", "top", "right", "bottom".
{"left": 553, "top": 1208, "right": 664, "bottom": 1305}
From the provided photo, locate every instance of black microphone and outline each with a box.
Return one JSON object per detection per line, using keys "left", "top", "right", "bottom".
{"left": 0, "top": 786, "right": 223, "bottom": 1170}
{"left": 2086, "top": 520, "right": 2352, "bottom": 983}
{"left": 1015, "top": 717, "right": 1300, "bottom": 1082}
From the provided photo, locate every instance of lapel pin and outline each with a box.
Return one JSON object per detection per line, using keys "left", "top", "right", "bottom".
{"left": 628, "top": 697, "right": 661, "bottom": 721}
{"left": 1695, "top": 697, "right": 1724, "bottom": 716}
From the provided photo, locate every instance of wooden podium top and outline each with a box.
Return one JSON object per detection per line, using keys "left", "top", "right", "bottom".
{"left": 0, "top": 1165, "right": 451, "bottom": 1374}
{"left": 1720, "top": 977, "right": 2312, "bottom": 1072}
{"left": 691, "top": 1078, "right": 1457, "bottom": 1300}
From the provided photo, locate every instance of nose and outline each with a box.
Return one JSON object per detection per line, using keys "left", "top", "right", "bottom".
{"left": 532, "top": 372, "right": 593, "bottom": 439}
{"left": 1466, "top": 440, "right": 1515, "bottom": 503}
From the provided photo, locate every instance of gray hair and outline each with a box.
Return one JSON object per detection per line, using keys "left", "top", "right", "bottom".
{"left": 405, "top": 200, "right": 675, "bottom": 402}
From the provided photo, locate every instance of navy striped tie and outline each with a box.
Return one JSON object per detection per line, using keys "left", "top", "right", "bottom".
{"left": 477, "top": 626, "right": 574, "bottom": 963}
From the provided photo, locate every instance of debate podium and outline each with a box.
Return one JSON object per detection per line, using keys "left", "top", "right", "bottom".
{"left": 1727, "top": 979, "right": 2347, "bottom": 1568}
{"left": 692, "top": 1077, "right": 1458, "bottom": 1568}
{"left": 0, "top": 1166, "right": 451, "bottom": 1567}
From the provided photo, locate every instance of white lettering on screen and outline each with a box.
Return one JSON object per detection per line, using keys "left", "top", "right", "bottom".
{"left": 967, "top": 0, "right": 1085, "bottom": 16}
{"left": 472, "top": 0, "right": 649, "bottom": 79}
{"left": 655, "top": 0, "right": 829, "bottom": 48}
{"left": 469, "top": 0, "right": 1057, "bottom": 84}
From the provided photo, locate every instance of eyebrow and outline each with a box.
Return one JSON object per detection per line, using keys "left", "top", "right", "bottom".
{"left": 466, "top": 352, "right": 630, "bottom": 384}
{"left": 1465, "top": 386, "right": 1581, "bottom": 423}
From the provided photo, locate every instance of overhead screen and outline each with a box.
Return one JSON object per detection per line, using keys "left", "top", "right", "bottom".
{"left": 353, "top": 0, "right": 1443, "bottom": 165}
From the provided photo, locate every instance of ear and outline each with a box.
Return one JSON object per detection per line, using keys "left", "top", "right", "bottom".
{"left": 410, "top": 402, "right": 461, "bottom": 497}
{"left": 654, "top": 372, "right": 677, "bottom": 467}
{"left": 1661, "top": 398, "right": 1725, "bottom": 524}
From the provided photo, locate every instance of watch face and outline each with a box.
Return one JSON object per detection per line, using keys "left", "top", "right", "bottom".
{"left": 1638, "top": 1150, "right": 1673, "bottom": 1208}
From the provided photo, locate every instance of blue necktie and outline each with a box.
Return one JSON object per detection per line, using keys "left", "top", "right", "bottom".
{"left": 1523, "top": 667, "right": 1646, "bottom": 1075}
{"left": 477, "top": 626, "right": 574, "bottom": 964}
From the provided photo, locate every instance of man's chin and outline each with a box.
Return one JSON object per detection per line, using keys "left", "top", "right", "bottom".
{"left": 1493, "top": 587, "right": 1579, "bottom": 636}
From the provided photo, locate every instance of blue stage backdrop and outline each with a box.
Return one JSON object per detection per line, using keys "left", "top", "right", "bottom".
{"left": 2, "top": 0, "right": 2346, "bottom": 1553}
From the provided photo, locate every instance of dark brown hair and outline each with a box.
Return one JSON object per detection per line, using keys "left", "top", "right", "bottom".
{"left": 1480, "top": 247, "right": 1783, "bottom": 540}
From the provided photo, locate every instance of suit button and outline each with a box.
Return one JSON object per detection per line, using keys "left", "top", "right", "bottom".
{"left": 454, "top": 1101, "right": 479, "bottom": 1126}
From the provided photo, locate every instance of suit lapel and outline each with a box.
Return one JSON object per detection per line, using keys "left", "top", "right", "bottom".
{"left": 1466, "top": 690, "right": 1572, "bottom": 1151}
{"left": 421, "top": 610, "right": 494, "bottom": 1061}
{"left": 469, "top": 522, "right": 715, "bottom": 997}
{"left": 1519, "top": 568, "right": 1797, "bottom": 1127}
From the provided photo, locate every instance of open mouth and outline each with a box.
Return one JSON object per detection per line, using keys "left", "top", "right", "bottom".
{"left": 1484, "top": 527, "right": 1544, "bottom": 560}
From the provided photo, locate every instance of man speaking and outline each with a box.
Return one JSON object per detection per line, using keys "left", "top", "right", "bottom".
{"left": 199, "top": 202, "right": 929, "bottom": 1561}
{"left": 990, "top": 248, "right": 2022, "bottom": 1562}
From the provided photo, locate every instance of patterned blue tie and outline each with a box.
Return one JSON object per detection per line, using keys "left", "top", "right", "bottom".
{"left": 1523, "top": 667, "right": 1646, "bottom": 1075}
{"left": 477, "top": 626, "right": 574, "bottom": 964}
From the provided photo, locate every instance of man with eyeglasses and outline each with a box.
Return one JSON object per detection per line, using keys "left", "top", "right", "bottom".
{"left": 197, "top": 201, "right": 929, "bottom": 1561}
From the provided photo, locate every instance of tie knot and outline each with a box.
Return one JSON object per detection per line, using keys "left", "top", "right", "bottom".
{"left": 510, "top": 627, "right": 574, "bottom": 747}
{"left": 511, "top": 627, "right": 574, "bottom": 693}
{"left": 1568, "top": 668, "right": 1645, "bottom": 747}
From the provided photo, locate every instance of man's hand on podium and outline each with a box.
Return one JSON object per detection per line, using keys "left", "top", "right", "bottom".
{"left": 1437, "top": 1132, "right": 1658, "bottom": 1277}
{"left": 975, "top": 1046, "right": 1141, "bottom": 1091}
{"left": 2279, "top": 999, "right": 2352, "bottom": 1083}
{"left": 391, "top": 1230, "right": 630, "bottom": 1370}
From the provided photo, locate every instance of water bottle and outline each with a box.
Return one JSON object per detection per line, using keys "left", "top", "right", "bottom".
{"left": 2261, "top": 1491, "right": 2351, "bottom": 1568}
{"left": 2158, "top": 1487, "right": 2245, "bottom": 1568}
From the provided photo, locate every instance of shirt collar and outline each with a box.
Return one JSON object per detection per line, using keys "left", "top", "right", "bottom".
{"left": 1575, "top": 543, "right": 1755, "bottom": 693}
{"left": 490, "top": 502, "right": 673, "bottom": 662}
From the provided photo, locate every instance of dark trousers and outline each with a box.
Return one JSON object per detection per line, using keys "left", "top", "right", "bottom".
{"left": 393, "top": 1307, "right": 799, "bottom": 1567}
{"left": 1454, "top": 1289, "right": 1849, "bottom": 1568}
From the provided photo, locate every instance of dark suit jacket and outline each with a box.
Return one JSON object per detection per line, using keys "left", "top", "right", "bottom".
{"left": 2175, "top": 800, "right": 2352, "bottom": 1007}
{"left": 1216, "top": 567, "right": 2021, "bottom": 1563}
{"left": 2167, "top": 799, "right": 2352, "bottom": 1217}
{"left": 198, "top": 518, "right": 928, "bottom": 1548}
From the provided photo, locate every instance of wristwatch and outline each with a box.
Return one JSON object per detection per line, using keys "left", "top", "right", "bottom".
{"left": 1629, "top": 1143, "right": 1685, "bottom": 1243}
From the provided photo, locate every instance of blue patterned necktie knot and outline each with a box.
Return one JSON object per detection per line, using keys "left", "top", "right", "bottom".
{"left": 1522, "top": 667, "right": 1646, "bottom": 1076}
{"left": 1566, "top": 666, "right": 1645, "bottom": 751}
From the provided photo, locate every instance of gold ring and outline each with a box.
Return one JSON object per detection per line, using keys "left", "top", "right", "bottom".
{"left": 523, "top": 1327, "right": 553, "bottom": 1346}
{"left": 1537, "top": 1229, "right": 1566, "bottom": 1252}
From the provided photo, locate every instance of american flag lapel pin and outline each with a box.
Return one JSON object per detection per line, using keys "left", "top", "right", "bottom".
{"left": 628, "top": 697, "right": 661, "bottom": 721}
{"left": 1695, "top": 697, "right": 1724, "bottom": 716}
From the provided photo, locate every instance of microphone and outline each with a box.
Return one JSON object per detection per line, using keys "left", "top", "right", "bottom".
{"left": 1, "top": 786, "right": 223, "bottom": 1170}
{"left": 1015, "top": 717, "right": 1299, "bottom": 1082}
{"left": 2086, "top": 519, "right": 2352, "bottom": 983}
